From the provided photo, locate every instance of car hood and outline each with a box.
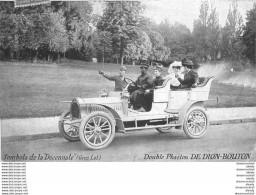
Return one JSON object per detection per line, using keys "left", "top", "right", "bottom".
{"left": 73, "top": 97, "right": 123, "bottom": 105}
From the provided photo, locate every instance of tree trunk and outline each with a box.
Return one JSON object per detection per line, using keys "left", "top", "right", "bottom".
{"left": 10, "top": 51, "right": 13, "bottom": 60}
{"left": 120, "top": 56, "right": 124, "bottom": 65}
{"left": 255, "top": 34, "right": 256, "bottom": 65}
{"left": 17, "top": 50, "right": 20, "bottom": 61}
{"left": 103, "top": 47, "right": 105, "bottom": 63}
{"left": 58, "top": 52, "right": 60, "bottom": 63}
{"left": 64, "top": 51, "right": 66, "bottom": 59}
{"left": 132, "top": 60, "right": 135, "bottom": 66}
{"left": 35, "top": 50, "right": 38, "bottom": 62}
{"left": 120, "top": 37, "right": 124, "bottom": 65}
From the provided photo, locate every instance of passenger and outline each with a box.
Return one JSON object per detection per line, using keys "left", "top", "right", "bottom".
{"left": 165, "top": 61, "right": 183, "bottom": 89}
{"left": 175, "top": 58, "right": 199, "bottom": 88}
{"left": 144, "top": 65, "right": 164, "bottom": 111}
{"left": 99, "top": 66, "right": 127, "bottom": 91}
{"left": 129, "top": 64, "right": 153, "bottom": 111}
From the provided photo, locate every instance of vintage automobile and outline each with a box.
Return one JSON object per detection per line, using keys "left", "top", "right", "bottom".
{"left": 59, "top": 76, "right": 214, "bottom": 150}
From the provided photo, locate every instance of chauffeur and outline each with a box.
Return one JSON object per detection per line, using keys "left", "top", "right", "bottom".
{"left": 130, "top": 64, "right": 153, "bottom": 111}
{"left": 175, "top": 58, "right": 199, "bottom": 88}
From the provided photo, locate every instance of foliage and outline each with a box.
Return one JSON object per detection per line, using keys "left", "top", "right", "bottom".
{"left": 152, "top": 19, "right": 193, "bottom": 61}
{"left": 23, "top": 9, "right": 51, "bottom": 52}
{"left": 221, "top": 0, "right": 244, "bottom": 62}
{"left": 48, "top": 11, "right": 69, "bottom": 55}
{"left": 124, "top": 29, "right": 152, "bottom": 60}
{"left": 0, "top": 0, "right": 255, "bottom": 67}
{"left": 242, "top": 3, "right": 256, "bottom": 65}
{"left": 95, "top": 31, "right": 113, "bottom": 63}
{"left": 193, "top": 1, "right": 220, "bottom": 61}
{"left": 97, "top": 1, "right": 145, "bottom": 64}
{"left": 147, "top": 30, "right": 170, "bottom": 61}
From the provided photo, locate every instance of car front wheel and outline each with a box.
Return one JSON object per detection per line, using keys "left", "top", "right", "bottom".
{"left": 79, "top": 111, "right": 115, "bottom": 150}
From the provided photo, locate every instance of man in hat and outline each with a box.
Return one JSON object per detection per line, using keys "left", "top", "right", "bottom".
{"left": 99, "top": 66, "right": 128, "bottom": 91}
{"left": 129, "top": 64, "right": 153, "bottom": 111}
{"left": 144, "top": 65, "right": 164, "bottom": 111}
{"left": 175, "top": 58, "right": 199, "bottom": 88}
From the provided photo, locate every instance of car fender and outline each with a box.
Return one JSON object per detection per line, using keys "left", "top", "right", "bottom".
{"left": 100, "top": 105, "right": 125, "bottom": 132}
{"left": 177, "top": 100, "right": 205, "bottom": 126}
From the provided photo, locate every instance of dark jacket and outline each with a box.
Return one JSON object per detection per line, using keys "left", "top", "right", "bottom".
{"left": 103, "top": 74, "right": 127, "bottom": 91}
{"left": 178, "top": 70, "right": 198, "bottom": 88}
{"left": 135, "top": 73, "right": 153, "bottom": 90}
{"left": 152, "top": 76, "right": 164, "bottom": 88}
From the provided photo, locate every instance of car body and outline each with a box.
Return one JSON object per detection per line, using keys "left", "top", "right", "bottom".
{"left": 59, "top": 76, "right": 214, "bottom": 150}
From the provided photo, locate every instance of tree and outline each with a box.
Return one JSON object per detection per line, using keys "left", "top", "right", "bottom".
{"left": 147, "top": 30, "right": 170, "bottom": 61}
{"left": 150, "top": 19, "right": 192, "bottom": 61}
{"left": 49, "top": 11, "right": 69, "bottom": 62}
{"left": 97, "top": 1, "right": 144, "bottom": 65}
{"left": 193, "top": 0, "right": 220, "bottom": 62}
{"left": 69, "top": 17, "right": 92, "bottom": 51}
{"left": 124, "top": 29, "right": 152, "bottom": 65}
{"left": 168, "top": 22, "right": 194, "bottom": 60}
{"left": 221, "top": 0, "right": 244, "bottom": 62}
{"left": 23, "top": 9, "right": 51, "bottom": 61}
{"left": 0, "top": 13, "right": 19, "bottom": 59}
{"left": 95, "top": 31, "right": 113, "bottom": 63}
{"left": 242, "top": 3, "right": 256, "bottom": 65}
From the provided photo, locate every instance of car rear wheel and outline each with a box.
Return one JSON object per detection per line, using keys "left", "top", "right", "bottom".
{"left": 79, "top": 111, "right": 115, "bottom": 150}
{"left": 183, "top": 107, "right": 208, "bottom": 139}
{"left": 59, "top": 110, "right": 80, "bottom": 142}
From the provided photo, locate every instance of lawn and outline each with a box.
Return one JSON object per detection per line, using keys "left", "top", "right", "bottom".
{"left": 1, "top": 60, "right": 256, "bottom": 119}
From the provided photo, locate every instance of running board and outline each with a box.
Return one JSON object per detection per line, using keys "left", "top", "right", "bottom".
{"left": 124, "top": 124, "right": 182, "bottom": 131}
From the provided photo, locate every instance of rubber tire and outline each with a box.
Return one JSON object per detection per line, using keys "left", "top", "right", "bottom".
{"left": 59, "top": 110, "right": 80, "bottom": 142}
{"left": 183, "top": 107, "right": 208, "bottom": 139}
{"left": 79, "top": 111, "right": 115, "bottom": 150}
{"left": 156, "top": 126, "right": 175, "bottom": 133}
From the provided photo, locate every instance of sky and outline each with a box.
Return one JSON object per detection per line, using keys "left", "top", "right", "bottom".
{"left": 143, "top": 0, "right": 255, "bottom": 30}
{"left": 92, "top": 0, "right": 255, "bottom": 30}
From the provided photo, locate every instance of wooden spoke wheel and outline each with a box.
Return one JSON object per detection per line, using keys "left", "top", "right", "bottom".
{"left": 79, "top": 111, "right": 115, "bottom": 150}
{"left": 183, "top": 107, "right": 208, "bottom": 139}
{"left": 59, "top": 110, "right": 80, "bottom": 142}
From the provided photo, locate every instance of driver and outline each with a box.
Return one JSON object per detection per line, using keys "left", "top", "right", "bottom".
{"left": 99, "top": 66, "right": 128, "bottom": 91}
{"left": 129, "top": 64, "right": 153, "bottom": 111}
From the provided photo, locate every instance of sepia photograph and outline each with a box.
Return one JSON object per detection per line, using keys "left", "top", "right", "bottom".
{"left": 1, "top": 0, "right": 256, "bottom": 162}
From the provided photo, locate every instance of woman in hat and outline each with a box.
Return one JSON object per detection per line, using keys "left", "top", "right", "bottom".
{"left": 99, "top": 65, "right": 128, "bottom": 91}
{"left": 129, "top": 64, "right": 153, "bottom": 111}
{"left": 175, "top": 58, "right": 199, "bottom": 88}
{"left": 165, "top": 61, "right": 183, "bottom": 88}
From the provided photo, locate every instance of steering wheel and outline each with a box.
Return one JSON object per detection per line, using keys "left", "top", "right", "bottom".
{"left": 121, "top": 77, "right": 135, "bottom": 99}
{"left": 124, "top": 77, "right": 135, "bottom": 86}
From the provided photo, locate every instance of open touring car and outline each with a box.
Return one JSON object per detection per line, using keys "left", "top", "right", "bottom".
{"left": 59, "top": 76, "right": 214, "bottom": 150}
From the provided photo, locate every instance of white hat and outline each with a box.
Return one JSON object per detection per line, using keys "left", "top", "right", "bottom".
{"left": 171, "top": 61, "right": 182, "bottom": 67}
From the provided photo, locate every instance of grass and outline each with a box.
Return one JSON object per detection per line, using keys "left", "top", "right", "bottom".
{"left": 1, "top": 60, "right": 256, "bottom": 119}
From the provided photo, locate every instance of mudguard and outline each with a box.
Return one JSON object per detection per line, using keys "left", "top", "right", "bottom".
{"left": 177, "top": 100, "right": 205, "bottom": 126}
